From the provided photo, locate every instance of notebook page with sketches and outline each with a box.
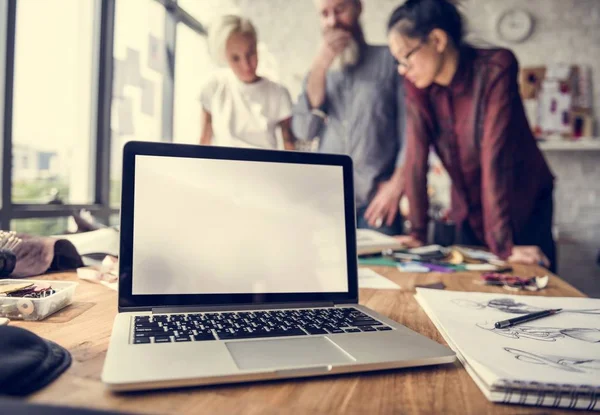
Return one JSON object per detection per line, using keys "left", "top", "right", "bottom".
{"left": 415, "top": 288, "right": 600, "bottom": 410}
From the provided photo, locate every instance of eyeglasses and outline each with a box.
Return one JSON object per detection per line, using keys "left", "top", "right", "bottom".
{"left": 396, "top": 41, "right": 425, "bottom": 70}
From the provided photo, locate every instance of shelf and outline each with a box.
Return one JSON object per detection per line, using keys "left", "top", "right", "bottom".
{"left": 538, "top": 139, "right": 600, "bottom": 151}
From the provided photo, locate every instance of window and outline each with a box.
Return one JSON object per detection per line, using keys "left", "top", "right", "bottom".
{"left": 173, "top": 24, "right": 217, "bottom": 144}
{"left": 11, "top": 217, "right": 70, "bottom": 237}
{"left": 176, "top": 0, "right": 233, "bottom": 26}
{"left": 11, "top": 0, "right": 95, "bottom": 204}
{"left": 110, "top": 0, "right": 166, "bottom": 206}
{"left": 1, "top": 0, "right": 210, "bottom": 234}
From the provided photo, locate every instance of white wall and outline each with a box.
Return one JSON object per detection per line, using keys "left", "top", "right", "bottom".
{"left": 195, "top": 0, "right": 600, "bottom": 130}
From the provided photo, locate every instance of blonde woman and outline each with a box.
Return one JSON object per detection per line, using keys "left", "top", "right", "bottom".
{"left": 199, "top": 15, "right": 296, "bottom": 150}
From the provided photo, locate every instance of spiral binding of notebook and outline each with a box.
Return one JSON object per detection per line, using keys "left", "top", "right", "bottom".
{"left": 490, "top": 380, "right": 600, "bottom": 410}
{"left": 453, "top": 340, "right": 600, "bottom": 410}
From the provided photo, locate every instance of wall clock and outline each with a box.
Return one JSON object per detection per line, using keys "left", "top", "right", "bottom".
{"left": 497, "top": 9, "right": 534, "bottom": 43}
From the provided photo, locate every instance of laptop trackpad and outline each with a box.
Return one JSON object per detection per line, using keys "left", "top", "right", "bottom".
{"left": 226, "top": 337, "right": 354, "bottom": 370}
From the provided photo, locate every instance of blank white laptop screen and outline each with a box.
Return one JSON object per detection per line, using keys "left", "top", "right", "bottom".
{"left": 131, "top": 155, "right": 349, "bottom": 295}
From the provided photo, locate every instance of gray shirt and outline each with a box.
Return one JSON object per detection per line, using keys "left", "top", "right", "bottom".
{"left": 292, "top": 44, "right": 405, "bottom": 208}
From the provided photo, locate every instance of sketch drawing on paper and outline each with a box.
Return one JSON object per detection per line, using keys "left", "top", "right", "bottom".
{"left": 452, "top": 298, "right": 600, "bottom": 315}
{"left": 476, "top": 323, "right": 600, "bottom": 343}
{"left": 504, "top": 347, "right": 600, "bottom": 374}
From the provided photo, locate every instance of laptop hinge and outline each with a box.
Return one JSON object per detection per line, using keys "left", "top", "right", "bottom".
{"left": 334, "top": 301, "right": 358, "bottom": 306}
{"left": 151, "top": 301, "right": 335, "bottom": 314}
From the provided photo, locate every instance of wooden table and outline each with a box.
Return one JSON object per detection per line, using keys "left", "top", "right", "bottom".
{"left": 14, "top": 265, "right": 584, "bottom": 414}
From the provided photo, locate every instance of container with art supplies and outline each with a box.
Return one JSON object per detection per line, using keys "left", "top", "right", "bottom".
{"left": 0, "top": 279, "right": 77, "bottom": 321}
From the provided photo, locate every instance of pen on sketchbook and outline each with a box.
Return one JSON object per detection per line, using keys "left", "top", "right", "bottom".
{"left": 494, "top": 308, "right": 562, "bottom": 329}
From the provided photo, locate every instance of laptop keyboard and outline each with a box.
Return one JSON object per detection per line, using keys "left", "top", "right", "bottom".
{"left": 132, "top": 307, "right": 391, "bottom": 344}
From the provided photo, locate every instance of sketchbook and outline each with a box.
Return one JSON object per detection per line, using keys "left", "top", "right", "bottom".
{"left": 414, "top": 289, "right": 600, "bottom": 411}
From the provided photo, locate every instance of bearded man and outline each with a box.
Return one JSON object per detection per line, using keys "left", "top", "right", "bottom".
{"left": 292, "top": 0, "right": 406, "bottom": 235}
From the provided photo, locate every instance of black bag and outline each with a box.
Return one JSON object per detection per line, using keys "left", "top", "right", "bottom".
{"left": 0, "top": 325, "right": 71, "bottom": 396}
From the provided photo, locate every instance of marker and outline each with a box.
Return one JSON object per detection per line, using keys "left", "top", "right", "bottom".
{"left": 494, "top": 308, "right": 562, "bottom": 329}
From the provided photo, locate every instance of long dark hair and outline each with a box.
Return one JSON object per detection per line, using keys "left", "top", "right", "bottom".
{"left": 387, "top": 0, "right": 464, "bottom": 47}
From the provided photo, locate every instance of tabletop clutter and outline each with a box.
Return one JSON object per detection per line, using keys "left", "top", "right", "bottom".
{"left": 0, "top": 230, "right": 86, "bottom": 321}
{"left": 76, "top": 255, "right": 118, "bottom": 290}
{"left": 0, "top": 256, "right": 118, "bottom": 322}
{"left": 0, "top": 226, "right": 120, "bottom": 322}
{"left": 0, "top": 224, "right": 587, "bottom": 413}
{"left": 358, "top": 241, "right": 550, "bottom": 292}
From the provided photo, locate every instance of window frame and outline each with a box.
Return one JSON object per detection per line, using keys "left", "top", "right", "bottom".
{"left": 0, "top": 0, "right": 206, "bottom": 231}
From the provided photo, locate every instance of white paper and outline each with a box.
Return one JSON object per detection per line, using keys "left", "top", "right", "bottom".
{"left": 358, "top": 268, "right": 401, "bottom": 290}
{"left": 546, "top": 63, "right": 571, "bottom": 80}
{"left": 538, "top": 80, "right": 572, "bottom": 134}
{"left": 76, "top": 266, "right": 118, "bottom": 291}
{"left": 397, "top": 263, "right": 429, "bottom": 273}
{"left": 408, "top": 245, "right": 444, "bottom": 254}
{"left": 356, "top": 228, "right": 403, "bottom": 255}
{"left": 140, "top": 78, "right": 155, "bottom": 116}
{"left": 415, "top": 289, "right": 600, "bottom": 390}
{"left": 456, "top": 246, "right": 499, "bottom": 261}
{"left": 147, "top": 34, "right": 165, "bottom": 73}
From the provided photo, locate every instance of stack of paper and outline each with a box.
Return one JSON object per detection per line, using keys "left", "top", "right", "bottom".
{"left": 356, "top": 229, "right": 404, "bottom": 256}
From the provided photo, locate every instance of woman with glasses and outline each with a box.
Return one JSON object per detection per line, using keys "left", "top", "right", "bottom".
{"left": 387, "top": 0, "right": 556, "bottom": 271}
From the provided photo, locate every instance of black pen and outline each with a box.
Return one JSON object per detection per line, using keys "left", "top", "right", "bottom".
{"left": 494, "top": 308, "right": 562, "bottom": 329}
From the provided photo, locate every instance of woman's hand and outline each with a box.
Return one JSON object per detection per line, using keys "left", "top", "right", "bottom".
{"left": 364, "top": 180, "right": 402, "bottom": 228}
{"left": 279, "top": 118, "right": 296, "bottom": 150}
{"left": 199, "top": 109, "right": 213, "bottom": 145}
{"left": 394, "top": 235, "right": 424, "bottom": 249}
{"left": 508, "top": 246, "right": 550, "bottom": 268}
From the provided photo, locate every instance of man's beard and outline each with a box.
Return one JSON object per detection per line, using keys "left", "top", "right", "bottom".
{"left": 329, "top": 36, "right": 360, "bottom": 71}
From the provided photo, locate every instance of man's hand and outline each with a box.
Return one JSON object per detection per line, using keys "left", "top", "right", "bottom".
{"left": 508, "top": 246, "right": 550, "bottom": 269}
{"left": 306, "top": 28, "right": 351, "bottom": 109}
{"left": 315, "top": 28, "right": 351, "bottom": 69}
{"left": 364, "top": 179, "right": 403, "bottom": 228}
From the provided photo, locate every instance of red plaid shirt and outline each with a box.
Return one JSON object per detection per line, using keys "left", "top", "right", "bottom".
{"left": 403, "top": 47, "right": 554, "bottom": 259}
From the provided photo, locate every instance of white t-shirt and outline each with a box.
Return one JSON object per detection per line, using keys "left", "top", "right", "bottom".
{"left": 200, "top": 70, "right": 293, "bottom": 149}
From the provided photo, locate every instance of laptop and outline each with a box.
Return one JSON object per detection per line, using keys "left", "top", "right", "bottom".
{"left": 101, "top": 141, "right": 455, "bottom": 391}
